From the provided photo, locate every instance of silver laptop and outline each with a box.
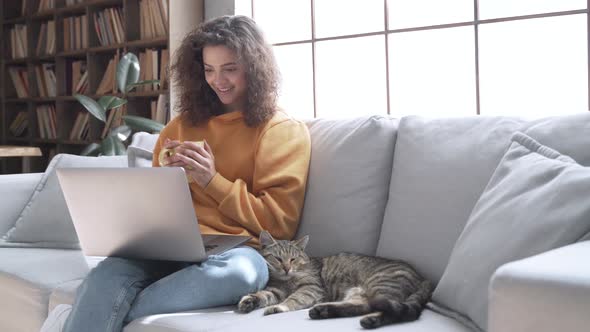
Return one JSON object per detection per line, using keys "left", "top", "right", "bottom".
{"left": 57, "top": 167, "right": 251, "bottom": 262}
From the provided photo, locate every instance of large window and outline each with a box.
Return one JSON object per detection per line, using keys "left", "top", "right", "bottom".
{"left": 236, "top": 0, "right": 588, "bottom": 119}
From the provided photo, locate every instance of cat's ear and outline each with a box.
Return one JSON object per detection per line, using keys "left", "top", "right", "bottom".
{"left": 259, "top": 230, "right": 277, "bottom": 247}
{"left": 293, "top": 235, "right": 309, "bottom": 250}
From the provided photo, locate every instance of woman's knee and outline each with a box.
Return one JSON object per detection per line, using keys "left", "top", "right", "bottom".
{"left": 218, "top": 247, "right": 269, "bottom": 292}
{"left": 87, "top": 257, "right": 153, "bottom": 282}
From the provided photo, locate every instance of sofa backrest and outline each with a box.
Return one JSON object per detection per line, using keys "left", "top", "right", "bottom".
{"left": 296, "top": 116, "right": 398, "bottom": 257}
{"left": 376, "top": 115, "right": 525, "bottom": 284}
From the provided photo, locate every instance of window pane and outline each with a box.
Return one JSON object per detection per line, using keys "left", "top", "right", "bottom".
{"left": 388, "top": 0, "right": 474, "bottom": 29}
{"left": 315, "top": 0, "right": 384, "bottom": 38}
{"left": 315, "top": 36, "right": 387, "bottom": 118}
{"left": 389, "top": 27, "right": 476, "bottom": 117}
{"left": 253, "top": 0, "right": 311, "bottom": 44}
{"left": 235, "top": 0, "right": 253, "bottom": 17}
{"left": 479, "top": 0, "right": 586, "bottom": 20}
{"left": 479, "top": 15, "right": 588, "bottom": 118}
{"left": 273, "top": 44, "right": 315, "bottom": 120}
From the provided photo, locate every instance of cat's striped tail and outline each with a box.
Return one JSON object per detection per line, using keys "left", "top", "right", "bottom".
{"left": 369, "top": 280, "right": 433, "bottom": 322}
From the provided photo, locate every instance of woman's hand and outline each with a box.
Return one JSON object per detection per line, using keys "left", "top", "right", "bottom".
{"left": 168, "top": 139, "right": 217, "bottom": 188}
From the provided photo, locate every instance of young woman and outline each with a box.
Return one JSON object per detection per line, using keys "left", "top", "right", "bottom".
{"left": 43, "top": 15, "right": 311, "bottom": 332}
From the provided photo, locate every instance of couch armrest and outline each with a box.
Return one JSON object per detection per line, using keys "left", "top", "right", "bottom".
{"left": 0, "top": 173, "right": 43, "bottom": 235}
{"left": 489, "top": 241, "right": 590, "bottom": 332}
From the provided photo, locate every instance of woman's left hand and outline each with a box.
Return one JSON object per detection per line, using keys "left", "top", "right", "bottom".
{"left": 171, "top": 140, "right": 217, "bottom": 188}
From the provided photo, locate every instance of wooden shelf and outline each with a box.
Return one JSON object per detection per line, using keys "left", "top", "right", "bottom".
{"left": 60, "top": 139, "right": 98, "bottom": 145}
{"left": 1, "top": 0, "right": 170, "bottom": 173}
{"left": 5, "top": 98, "right": 30, "bottom": 103}
{"left": 6, "top": 137, "right": 30, "bottom": 143}
{"left": 56, "top": 5, "right": 86, "bottom": 16}
{"left": 30, "top": 10, "right": 55, "bottom": 20}
{"left": 3, "top": 16, "right": 26, "bottom": 24}
{"left": 5, "top": 58, "right": 28, "bottom": 64}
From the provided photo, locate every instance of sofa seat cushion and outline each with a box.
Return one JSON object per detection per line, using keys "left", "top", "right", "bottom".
{"left": 0, "top": 248, "right": 92, "bottom": 332}
{"left": 124, "top": 307, "right": 472, "bottom": 332}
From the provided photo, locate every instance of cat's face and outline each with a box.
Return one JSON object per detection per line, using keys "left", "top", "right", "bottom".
{"left": 259, "top": 231, "right": 311, "bottom": 280}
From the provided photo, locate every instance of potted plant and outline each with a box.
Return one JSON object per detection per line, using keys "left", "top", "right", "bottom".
{"left": 74, "top": 52, "right": 165, "bottom": 156}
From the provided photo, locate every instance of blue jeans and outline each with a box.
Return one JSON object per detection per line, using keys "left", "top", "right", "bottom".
{"left": 63, "top": 247, "right": 268, "bottom": 332}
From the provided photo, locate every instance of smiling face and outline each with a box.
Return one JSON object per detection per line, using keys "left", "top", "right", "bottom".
{"left": 202, "top": 45, "right": 248, "bottom": 113}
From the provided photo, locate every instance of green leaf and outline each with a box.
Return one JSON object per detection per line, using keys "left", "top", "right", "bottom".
{"left": 114, "top": 138, "right": 127, "bottom": 155}
{"left": 100, "top": 136, "right": 117, "bottom": 156}
{"left": 74, "top": 94, "right": 106, "bottom": 122}
{"left": 123, "top": 115, "right": 165, "bottom": 133}
{"left": 125, "top": 80, "right": 160, "bottom": 93}
{"left": 100, "top": 136, "right": 126, "bottom": 155}
{"left": 109, "top": 125, "right": 132, "bottom": 141}
{"left": 117, "top": 53, "right": 140, "bottom": 94}
{"left": 98, "top": 96, "right": 127, "bottom": 111}
{"left": 80, "top": 143, "right": 101, "bottom": 156}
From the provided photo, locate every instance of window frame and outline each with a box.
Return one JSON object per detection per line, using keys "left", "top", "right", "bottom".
{"left": 246, "top": 0, "right": 590, "bottom": 117}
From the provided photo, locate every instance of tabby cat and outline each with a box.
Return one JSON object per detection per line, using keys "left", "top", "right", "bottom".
{"left": 238, "top": 231, "right": 433, "bottom": 329}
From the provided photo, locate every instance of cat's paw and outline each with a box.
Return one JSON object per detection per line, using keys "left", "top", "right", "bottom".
{"left": 263, "top": 305, "right": 288, "bottom": 316}
{"left": 360, "top": 312, "right": 385, "bottom": 329}
{"left": 308, "top": 303, "right": 334, "bottom": 319}
{"left": 237, "top": 295, "right": 260, "bottom": 313}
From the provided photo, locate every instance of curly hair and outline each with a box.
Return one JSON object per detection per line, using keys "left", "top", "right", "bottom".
{"left": 169, "top": 15, "right": 280, "bottom": 127}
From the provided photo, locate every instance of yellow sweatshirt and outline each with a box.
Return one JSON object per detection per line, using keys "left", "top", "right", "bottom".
{"left": 152, "top": 110, "right": 311, "bottom": 247}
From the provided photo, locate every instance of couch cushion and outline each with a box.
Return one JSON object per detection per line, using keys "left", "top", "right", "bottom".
{"left": 124, "top": 307, "right": 472, "bottom": 332}
{"left": 296, "top": 116, "right": 398, "bottom": 257}
{"left": 0, "top": 248, "right": 91, "bottom": 332}
{"left": 522, "top": 112, "right": 590, "bottom": 166}
{"left": 432, "top": 132, "right": 590, "bottom": 330}
{"left": 377, "top": 116, "right": 524, "bottom": 283}
{"left": 128, "top": 132, "right": 160, "bottom": 167}
{"left": 2, "top": 154, "right": 127, "bottom": 248}
{"left": 0, "top": 173, "right": 42, "bottom": 237}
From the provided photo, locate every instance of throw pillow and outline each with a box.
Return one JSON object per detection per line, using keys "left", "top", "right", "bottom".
{"left": 296, "top": 116, "right": 398, "bottom": 257}
{"left": 2, "top": 154, "right": 127, "bottom": 248}
{"left": 127, "top": 132, "right": 159, "bottom": 168}
{"left": 127, "top": 146, "right": 154, "bottom": 168}
{"left": 432, "top": 132, "right": 590, "bottom": 330}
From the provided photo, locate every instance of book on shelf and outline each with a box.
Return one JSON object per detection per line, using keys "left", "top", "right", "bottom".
{"left": 22, "top": 1, "right": 27, "bottom": 16}
{"left": 35, "top": 63, "right": 57, "bottom": 98}
{"left": 70, "top": 60, "right": 89, "bottom": 94}
{"left": 137, "top": 48, "right": 168, "bottom": 91}
{"left": 150, "top": 93, "right": 169, "bottom": 124}
{"left": 63, "top": 15, "right": 88, "bottom": 51}
{"left": 140, "top": 0, "right": 168, "bottom": 39}
{"left": 37, "top": 0, "right": 55, "bottom": 12}
{"left": 10, "top": 25, "right": 28, "bottom": 59}
{"left": 36, "top": 105, "right": 57, "bottom": 139}
{"left": 96, "top": 53, "right": 119, "bottom": 94}
{"left": 101, "top": 105, "right": 126, "bottom": 139}
{"left": 36, "top": 20, "right": 56, "bottom": 55}
{"left": 7, "top": 67, "right": 30, "bottom": 98}
{"left": 94, "top": 7, "right": 125, "bottom": 46}
{"left": 69, "top": 112, "right": 90, "bottom": 141}
{"left": 9, "top": 111, "right": 29, "bottom": 137}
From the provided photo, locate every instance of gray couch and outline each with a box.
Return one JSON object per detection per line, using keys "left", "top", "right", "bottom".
{"left": 1, "top": 114, "right": 590, "bottom": 332}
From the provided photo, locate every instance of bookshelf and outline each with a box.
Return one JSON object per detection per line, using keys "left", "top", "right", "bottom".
{"left": 0, "top": 0, "right": 169, "bottom": 174}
